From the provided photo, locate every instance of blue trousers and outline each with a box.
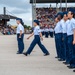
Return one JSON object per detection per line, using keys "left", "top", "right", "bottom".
{"left": 49, "top": 32, "right": 53, "bottom": 38}
{"left": 67, "top": 35, "right": 73, "bottom": 63}
{"left": 45, "top": 32, "right": 49, "bottom": 38}
{"left": 17, "top": 34, "right": 24, "bottom": 53}
{"left": 42, "top": 32, "right": 45, "bottom": 36}
{"left": 62, "top": 33, "right": 67, "bottom": 60}
{"left": 55, "top": 33, "right": 63, "bottom": 59}
{"left": 26, "top": 35, "right": 49, "bottom": 54}
{"left": 73, "top": 45, "right": 75, "bottom": 57}
{"left": 69, "top": 45, "right": 75, "bottom": 66}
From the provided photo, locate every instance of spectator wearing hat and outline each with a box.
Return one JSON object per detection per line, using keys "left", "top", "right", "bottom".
{"left": 16, "top": 18, "right": 24, "bottom": 54}
{"left": 23, "top": 20, "right": 50, "bottom": 56}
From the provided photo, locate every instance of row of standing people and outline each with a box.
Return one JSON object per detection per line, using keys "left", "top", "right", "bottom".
{"left": 40, "top": 27, "right": 54, "bottom": 38}
{"left": 15, "top": 13, "right": 75, "bottom": 72}
{"left": 54, "top": 10, "right": 75, "bottom": 72}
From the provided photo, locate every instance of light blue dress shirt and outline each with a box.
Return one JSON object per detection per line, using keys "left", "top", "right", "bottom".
{"left": 34, "top": 26, "right": 41, "bottom": 35}
{"left": 16, "top": 24, "right": 24, "bottom": 34}
{"left": 44, "top": 28, "right": 49, "bottom": 32}
{"left": 54, "top": 21, "right": 62, "bottom": 34}
{"left": 60, "top": 19, "right": 67, "bottom": 33}
{"left": 67, "top": 18, "right": 75, "bottom": 36}
{"left": 49, "top": 28, "right": 54, "bottom": 32}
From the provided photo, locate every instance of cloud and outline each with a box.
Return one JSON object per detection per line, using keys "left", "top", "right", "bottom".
{"left": 0, "top": 0, "right": 32, "bottom": 26}
{"left": 0, "top": 0, "right": 32, "bottom": 14}
{"left": 11, "top": 8, "right": 30, "bottom": 14}
{"left": 0, "top": 0, "right": 31, "bottom": 10}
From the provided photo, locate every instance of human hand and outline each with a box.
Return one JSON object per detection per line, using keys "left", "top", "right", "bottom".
{"left": 73, "top": 40, "right": 75, "bottom": 45}
{"left": 27, "top": 37, "right": 30, "bottom": 40}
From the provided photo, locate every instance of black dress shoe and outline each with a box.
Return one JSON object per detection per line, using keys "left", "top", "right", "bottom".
{"left": 63, "top": 62, "right": 69, "bottom": 65}
{"left": 58, "top": 59, "right": 62, "bottom": 61}
{"left": 58, "top": 59, "right": 65, "bottom": 61}
{"left": 44, "top": 53, "right": 50, "bottom": 56}
{"left": 16, "top": 52, "right": 22, "bottom": 54}
{"left": 23, "top": 53, "right": 28, "bottom": 56}
{"left": 73, "top": 70, "right": 75, "bottom": 72}
{"left": 55, "top": 56, "right": 59, "bottom": 58}
{"left": 67, "top": 65, "right": 75, "bottom": 69}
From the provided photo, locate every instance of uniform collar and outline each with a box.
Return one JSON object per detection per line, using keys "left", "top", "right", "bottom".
{"left": 70, "top": 18, "right": 74, "bottom": 21}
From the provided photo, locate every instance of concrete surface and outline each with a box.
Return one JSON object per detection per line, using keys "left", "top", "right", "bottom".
{"left": 0, "top": 35, "right": 75, "bottom": 75}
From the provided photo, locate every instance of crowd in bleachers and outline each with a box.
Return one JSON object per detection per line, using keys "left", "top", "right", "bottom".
{"left": 36, "top": 8, "right": 56, "bottom": 27}
{"left": 0, "top": 26, "right": 16, "bottom": 35}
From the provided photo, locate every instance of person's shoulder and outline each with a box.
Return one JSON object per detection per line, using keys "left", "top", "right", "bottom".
{"left": 60, "top": 19, "right": 64, "bottom": 23}
{"left": 71, "top": 18, "right": 75, "bottom": 23}
{"left": 73, "top": 18, "right": 75, "bottom": 21}
{"left": 57, "top": 21, "right": 61, "bottom": 25}
{"left": 36, "top": 26, "right": 40, "bottom": 29}
{"left": 66, "top": 20, "right": 69, "bottom": 23}
{"left": 19, "top": 24, "right": 23, "bottom": 27}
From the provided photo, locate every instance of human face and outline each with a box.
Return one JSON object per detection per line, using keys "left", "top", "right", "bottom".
{"left": 63, "top": 14, "right": 68, "bottom": 21}
{"left": 68, "top": 11, "right": 73, "bottom": 19}
{"left": 16, "top": 20, "right": 20, "bottom": 25}
{"left": 33, "top": 22, "right": 37, "bottom": 27}
{"left": 55, "top": 17, "right": 58, "bottom": 23}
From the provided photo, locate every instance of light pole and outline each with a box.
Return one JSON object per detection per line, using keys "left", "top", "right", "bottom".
{"left": 60, "top": 0, "right": 62, "bottom": 11}
{"left": 65, "top": 0, "right": 67, "bottom": 11}
{"left": 32, "top": 0, "right": 36, "bottom": 27}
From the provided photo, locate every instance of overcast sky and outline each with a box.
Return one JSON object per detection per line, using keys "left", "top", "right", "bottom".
{"left": 0, "top": 0, "right": 75, "bottom": 26}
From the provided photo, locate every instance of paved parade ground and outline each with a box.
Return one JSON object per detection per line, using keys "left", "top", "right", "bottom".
{"left": 0, "top": 35, "right": 75, "bottom": 75}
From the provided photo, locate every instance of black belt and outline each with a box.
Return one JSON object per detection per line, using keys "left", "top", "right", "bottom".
{"left": 67, "top": 35, "right": 73, "bottom": 37}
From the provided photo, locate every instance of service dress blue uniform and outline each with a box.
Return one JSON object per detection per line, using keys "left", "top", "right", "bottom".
{"left": 66, "top": 18, "right": 75, "bottom": 64}
{"left": 54, "top": 21, "right": 63, "bottom": 59}
{"left": 16, "top": 24, "right": 24, "bottom": 53}
{"left": 26, "top": 25, "right": 49, "bottom": 55}
{"left": 40, "top": 28, "right": 45, "bottom": 36}
{"left": 60, "top": 19, "right": 68, "bottom": 60}
{"left": 44, "top": 27, "right": 49, "bottom": 38}
{"left": 49, "top": 27, "right": 54, "bottom": 38}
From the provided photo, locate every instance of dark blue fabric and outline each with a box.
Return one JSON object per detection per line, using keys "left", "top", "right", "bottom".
{"left": 49, "top": 32, "right": 53, "bottom": 38}
{"left": 69, "top": 45, "right": 75, "bottom": 66}
{"left": 55, "top": 33, "right": 63, "bottom": 58}
{"left": 26, "top": 35, "right": 49, "bottom": 54}
{"left": 45, "top": 32, "right": 49, "bottom": 38}
{"left": 62, "top": 33, "right": 67, "bottom": 60}
{"left": 67, "top": 35, "right": 73, "bottom": 63}
{"left": 63, "top": 11, "right": 68, "bottom": 15}
{"left": 34, "top": 20, "right": 39, "bottom": 25}
{"left": 17, "top": 34, "right": 24, "bottom": 53}
{"left": 16, "top": 18, "right": 24, "bottom": 25}
{"left": 73, "top": 45, "right": 75, "bottom": 57}
{"left": 42, "top": 32, "right": 45, "bottom": 36}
